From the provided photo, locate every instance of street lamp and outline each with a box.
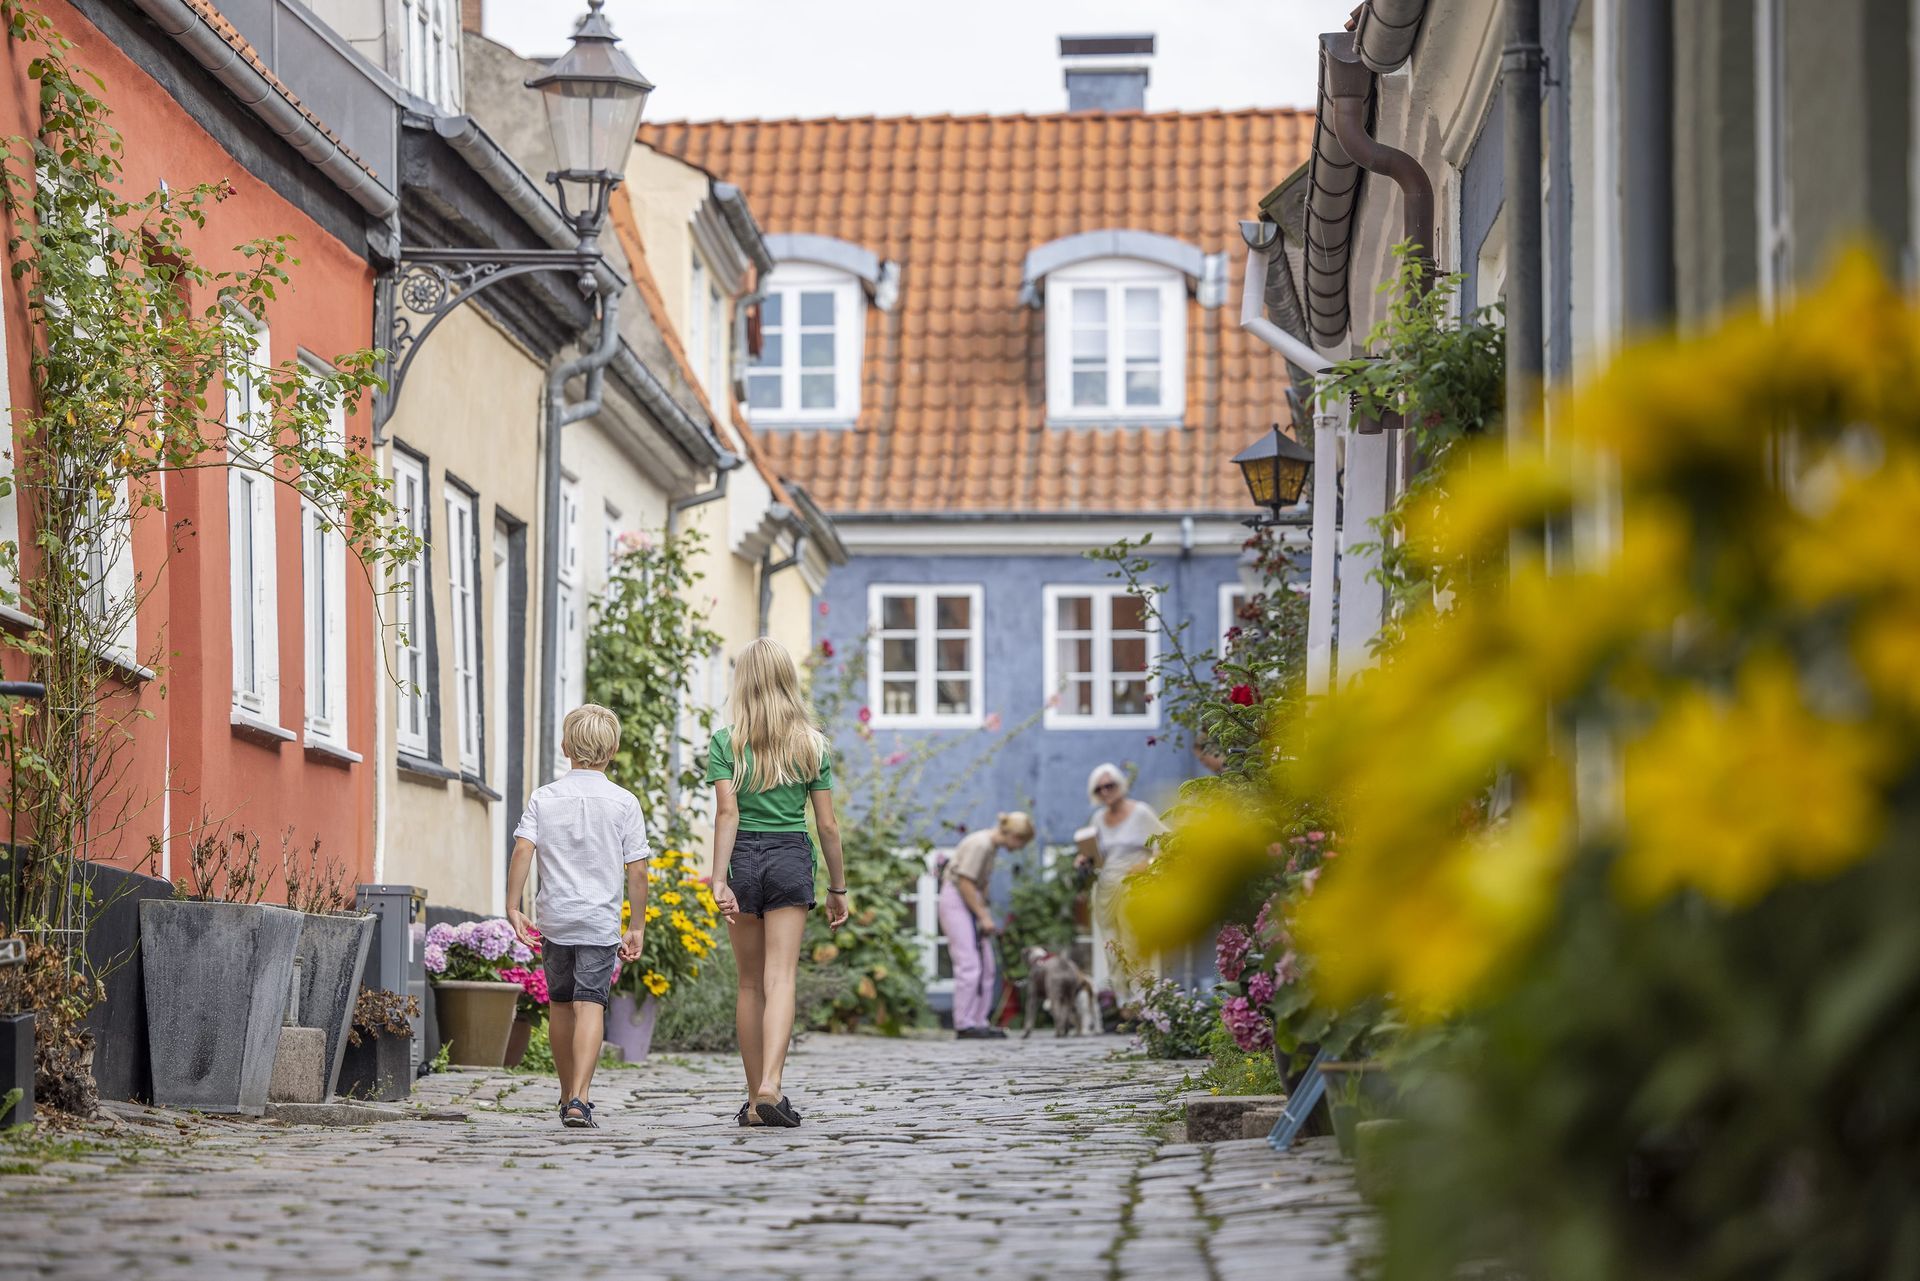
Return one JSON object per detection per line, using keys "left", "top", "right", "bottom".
{"left": 1232, "top": 421, "right": 1314, "bottom": 528}
{"left": 526, "top": 0, "right": 654, "bottom": 244}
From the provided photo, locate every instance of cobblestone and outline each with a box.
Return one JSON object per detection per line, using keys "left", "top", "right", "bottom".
{"left": 1, "top": 1033, "right": 1373, "bottom": 1279}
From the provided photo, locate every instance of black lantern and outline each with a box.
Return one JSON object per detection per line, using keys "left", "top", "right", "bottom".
{"left": 1233, "top": 422, "right": 1314, "bottom": 525}
{"left": 526, "top": 0, "right": 655, "bottom": 239}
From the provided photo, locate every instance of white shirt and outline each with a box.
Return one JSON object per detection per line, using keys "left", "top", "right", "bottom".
{"left": 513, "top": 769, "right": 651, "bottom": 946}
{"left": 1094, "top": 801, "right": 1164, "bottom": 889}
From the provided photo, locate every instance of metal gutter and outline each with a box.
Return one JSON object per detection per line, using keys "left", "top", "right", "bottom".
{"left": 607, "top": 341, "right": 728, "bottom": 468}
{"left": 1324, "top": 32, "right": 1436, "bottom": 274}
{"left": 1301, "top": 37, "right": 1370, "bottom": 348}
{"left": 128, "top": 0, "right": 397, "bottom": 217}
{"left": 1237, "top": 226, "right": 1333, "bottom": 373}
{"left": 833, "top": 509, "right": 1263, "bottom": 524}
{"left": 712, "top": 182, "right": 775, "bottom": 276}
{"left": 1353, "top": 0, "right": 1432, "bottom": 74}
{"left": 433, "top": 115, "right": 626, "bottom": 295}
{"left": 783, "top": 481, "right": 849, "bottom": 566}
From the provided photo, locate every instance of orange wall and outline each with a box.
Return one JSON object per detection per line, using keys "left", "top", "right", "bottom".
{"left": 1, "top": 3, "right": 378, "bottom": 894}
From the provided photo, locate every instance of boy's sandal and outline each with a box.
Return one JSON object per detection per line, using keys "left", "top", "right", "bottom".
{"left": 754, "top": 1096, "right": 802, "bottom": 1128}
{"left": 562, "top": 1097, "right": 595, "bottom": 1128}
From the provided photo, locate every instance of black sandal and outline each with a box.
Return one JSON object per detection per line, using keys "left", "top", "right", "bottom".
{"left": 562, "top": 1097, "right": 597, "bottom": 1128}
{"left": 735, "top": 1100, "right": 760, "bottom": 1127}
{"left": 754, "top": 1096, "right": 802, "bottom": 1128}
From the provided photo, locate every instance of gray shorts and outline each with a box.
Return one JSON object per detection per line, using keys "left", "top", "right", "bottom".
{"left": 727, "top": 831, "right": 816, "bottom": 917}
{"left": 543, "top": 942, "right": 619, "bottom": 1007}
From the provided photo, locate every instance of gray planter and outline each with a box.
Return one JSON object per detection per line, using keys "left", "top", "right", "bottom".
{"left": 139, "top": 900, "right": 304, "bottom": 1115}
{"left": 295, "top": 912, "right": 374, "bottom": 1099}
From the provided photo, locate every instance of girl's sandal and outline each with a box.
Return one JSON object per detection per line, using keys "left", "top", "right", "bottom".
{"left": 754, "top": 1095, "right": 802, "bottom": 1128}
{"left": 736, "top": 1100, "right": 763, "bottom": 1127}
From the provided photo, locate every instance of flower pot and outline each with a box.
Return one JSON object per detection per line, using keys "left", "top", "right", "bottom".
{"left": 431, "top": 980, "right": 521, "bottom": 1067}
{"left": 1331, "top": 1101, "right": 1360, "bottom": 1158}
{"left": 504, "top": 1015, "right": 534, "bottom": 1069}
{"left": 294, "top": 912, "right": 374, "bottom": 1099}
{"left": 337, "top": 1028, "right": 411, "bottom": 1101}
{"left": 1353, "top": 1118, "right": 1407, "bottom": 1202}
{"left": 605, "top": 993, "right": 659, "bottom": 1063}
{"left": 0, "top": 1012, "right": 33, "bottom": 1126}
{"left": 139, "top": 900, "right": 304, "bottom": 1115}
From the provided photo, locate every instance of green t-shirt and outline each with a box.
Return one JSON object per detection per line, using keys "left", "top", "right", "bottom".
{"left": 704, "top": 728, "right": 833, "bottom": 831}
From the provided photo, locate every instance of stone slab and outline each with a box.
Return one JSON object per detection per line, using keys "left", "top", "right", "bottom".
{"left": 267, "top": 1027, "right": 327, "bottom": 1104}
{"left": 1184, "top": 1093, "right": 1289, "bottom": 1143}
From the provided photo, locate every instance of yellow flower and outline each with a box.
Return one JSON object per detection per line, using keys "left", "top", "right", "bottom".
{"left": 669, "top": 910, "right": 695, "bottom": 933}
{"left": 644, "top": 904, "right": 661, "bottom": 923}
{"left": 660, "top": 891, "right": 683, "bottom": 907}
{"left": 642, "top": 971, "right": 670, "bottom": 997}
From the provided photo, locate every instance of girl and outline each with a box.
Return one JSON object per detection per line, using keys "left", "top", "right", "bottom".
{"left": 1076, "top": 762, "right": 1165, "bottom": 1005}
{"left": 936, "top": 811, "right": 1036, "bottom": 1039}
{"left": 706, "top": 637, "right": 849, "bottom": 1128}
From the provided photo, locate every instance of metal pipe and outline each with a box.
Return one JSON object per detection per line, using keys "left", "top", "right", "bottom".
{"left": 757, "top": 531, "right": 807, "bottom": 637}
{"left": 1502, "top": 0, "right": 1546, "bottom": 438}
{"left": 536, "top": 290, "right": 624, "bottom": 787}
{"left": 1323, "top": 38, "right": 1435, "bottom": 267}
{"left": 1620, "top": 0, "right": 1674, "bottom": 330}
{"left": 1237, "top": 241, "right": 1334, "bottom": 372}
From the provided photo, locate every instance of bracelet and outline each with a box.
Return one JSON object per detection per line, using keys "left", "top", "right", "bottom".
{"left": 828, "top": 886, "right": 848, "bottom": 894}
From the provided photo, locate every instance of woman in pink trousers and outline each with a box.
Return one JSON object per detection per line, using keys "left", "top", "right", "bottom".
{"left": 937, "top": 811, "right": 1036, "bottom": 1039}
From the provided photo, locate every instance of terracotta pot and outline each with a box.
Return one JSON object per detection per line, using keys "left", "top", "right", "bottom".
{"left": 503, "top": 1015, "right": 534, "bottom": 1069}
{"left": 604, "top": 993, "right": 659, "bottom": 1063}
{"left": 431, "top": 981, "right": 521, "bottom": 1067}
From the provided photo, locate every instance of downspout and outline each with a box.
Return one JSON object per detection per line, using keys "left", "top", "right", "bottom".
{"left": 665, "top": 451, "right": 741, "bottom": 537}
{"left": 536, "top": 291, "right": 624, "bottom": 788}
{"left": 1619, "top": 0, "right": 1674, "bottom": 330}
{"left": 1322, "top": 32, "right": 1436, "bottom": 276}
{"left": 1237, "top": 225, "right": 1334, "bottom": 372}
{"left": 1502, "top": 0, "right": 1547, "bottom": 438}
{"left": 758, "top": 525, "right": 806, "bottom": 638}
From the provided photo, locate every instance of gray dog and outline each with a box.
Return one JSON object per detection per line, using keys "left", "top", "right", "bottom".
{"left": 1021, "top": 946, "right": 1096, "bottom": 1038}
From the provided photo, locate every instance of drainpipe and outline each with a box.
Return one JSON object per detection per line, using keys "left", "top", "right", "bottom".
{"left": 1322, "top": 32, "right": 1436, "bottom": 276}
{"left": 1237, "top": 224, "right": 1334, "bottom": 373}
{"left": 665, "top": 450, "right": 742, "bottom": 537}
{"left": 757, "top": 518, "right": 805, "bottom": 638}
{"left": 1619, "top": 0, "right": 1674, "bottom": 330}
{"left": 1502, "top": 0, "right": 1546, "bottom": 439}
{"left": 535, "top": 290, "right": 624, "bottom": 787}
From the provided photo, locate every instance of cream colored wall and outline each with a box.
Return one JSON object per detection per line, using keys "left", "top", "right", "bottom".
{"left": 382, "top": 305, "right": 546, "bottom": 916}
{"left": 628, "top": 148, "right": 716, "bottom": 331}
{"left": 766, "top": 569, "right": 815, "bottom": 667}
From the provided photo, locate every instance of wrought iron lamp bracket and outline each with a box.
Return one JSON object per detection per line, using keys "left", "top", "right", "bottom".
{"left": 373, "top": 245, "right": 604, "bottom": 436}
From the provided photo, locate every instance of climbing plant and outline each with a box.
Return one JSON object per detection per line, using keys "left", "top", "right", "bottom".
{"left": 0, "top": 2, "right": 416, "bottom": 958}
{"left": 584, "top": 527, "right": 722, "bottom": 852}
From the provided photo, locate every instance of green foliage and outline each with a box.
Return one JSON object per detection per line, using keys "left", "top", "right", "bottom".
{"left": 999, "top": 850, "right": 1079, "bottom": 976}
{"left": 513, "top": 1019, "right": 555, "bottom": 1075}
{"left": 651, "top": 945, "right": 852, "bottom": 1053}
{"left": 1190, "top": 1021, "right": 1285, "bottom": 1097}
{"left": 586, "top": 528, "right": 723, "bottom": 851}
{"left": 1318, "top": 243, "right": 1504, "bottom": 645}
{"left": 1130, "top": 973, "right": 1218, "bottom": 1060}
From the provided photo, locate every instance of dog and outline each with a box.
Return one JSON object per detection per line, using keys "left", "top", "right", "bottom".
{"left": 1021, "top": 946, "right": 1096, "bottom": 1038}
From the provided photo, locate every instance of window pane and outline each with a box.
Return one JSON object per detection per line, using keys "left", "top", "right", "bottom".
{"left": 1111, "top": 636, "right": 1148, "bottom": 675}
{"left": 1063, "top": 679, "right": 1095, "bottom": 716}
{"left": 936, "top": 679, "right": 971, "bottom": 714}
{"left": 936, "top": 637, "right": 970, "bottom": 673}
{"left": 1055, "top": 594, "right": 1092, "bottom": 631}
{"left": 882, "top": 679, "right": 917, "bottom": 716}
{"left": 935, "top": 594, "right": 971, "bottom": 629}
{"left": 1111, "top": 594, "right": 1147, "bottom": 631}
{"left": 1111, "top": 679, "right": 1149, "bottom": 717}
{"left": 747, "top": 373, "right": 782, "bottom": 409}
{"left": 760, "top": 292, "right": 782, "bottom": 327}
{"left": 881, "top": 637, "right": 918, "bottom": 674}
{"left": 881, "top": 595, "right": 917, "bottom": 630}
{"left": 1057, "top": 637, "right": 1094, "bottom": 676}
{"left": 1072, "top": 371, "right": 1107, "bottom": 407}
{"left": 752, "top": 334, "right": 782, "bottom": 368}
{"left": 801, "top": 373, "right": 836, "bottom": 409}
{"left": 1125, "top": 324, "right": 1160, "bottom": 359}
{"left": 800, "top": 291, "right": 835, "bottom": 326}
{"left": 800, "top": 332, "right": 835, "bottom": 367}
{"left": 1072, "top": 289, "right": 1107, "bottom": 324}
{"left": 1125, "top": 287, "right": 1159, "bottom": 325}
{"left": 1125, "top": 370, "right": 1162, "bottom": 406}
{"left": 1073, "top": 326, "right": 1107, "bottom": 359}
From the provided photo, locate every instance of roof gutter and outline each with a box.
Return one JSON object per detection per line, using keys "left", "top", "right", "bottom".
{"left": 608, "top": 340, "right": 728, "bottom": 468}
{"left": 129, "top": 0, "right": 397, "bottom": 217}
{"left": 712, "top": 182, "right": 776, "bottom": 276}
{"left": 1323, "top": 31, "right": 1436, "bottom": 276}
{"left": 1353, "top": 0, "right": 1432, "bottom": 73}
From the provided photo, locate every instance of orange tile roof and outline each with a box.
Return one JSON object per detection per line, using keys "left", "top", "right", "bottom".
{"left": 640, "top": 109, "right": 1314, "bottom": 516}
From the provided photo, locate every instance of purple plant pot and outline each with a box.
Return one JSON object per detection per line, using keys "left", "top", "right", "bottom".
{"left": 605, "top": 993, "right": 659, "bottom": 1063}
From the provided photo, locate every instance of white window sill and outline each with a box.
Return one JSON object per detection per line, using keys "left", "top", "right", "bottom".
{"left": 747, "top": 416, "right": 859, "bottom": 431}
{"left": 97, "top": 647, "right": 155, "bottom": 684}
{"left": 397, "top": 751, "right": 460, "bottom": 784}
{"left": 0, "top": 603, "right": 43, "bottom": 633}
{"left": 231, "top": 710, "right": 297, "bottom": 746}
{"left": 1043, "top": 713, "right": 1161, "bottom": 732}
{"left": 304, "top": 738, "right": 363, "bottom": 767}
{"left": 1044, "top": 414, "right": 1186, "bottom": 430}
{"left": 869, "top": 714, "right": 984, "bottom": 732}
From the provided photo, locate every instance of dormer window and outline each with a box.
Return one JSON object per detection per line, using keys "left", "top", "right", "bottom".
{"left": 1044, "top": 258, "right": 1186, "bottom": 422}
{"left": 745, "top": 262, "right": 864, "bottom": 425}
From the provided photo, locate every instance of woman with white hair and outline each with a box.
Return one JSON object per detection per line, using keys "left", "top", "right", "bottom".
{"left": 1075, "top": 763, "right": 1165, "bottom": 1005}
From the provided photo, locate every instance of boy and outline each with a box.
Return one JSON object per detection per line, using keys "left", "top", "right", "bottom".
{"left": 505, "top": 704, "right": 649, "bottom": 1128}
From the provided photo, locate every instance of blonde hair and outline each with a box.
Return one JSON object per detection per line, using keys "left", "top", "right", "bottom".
{"left": 997, "top": 811, "right": 1035, "bottom": 844}
{"left": 562, "top": 704, "right": 621, "bottom": 768}
{"left": 1087, "top": 762, "right": 1127, "bottom": 802}
{"left": 729, "top": 637, "right": 827, "bottom": 792}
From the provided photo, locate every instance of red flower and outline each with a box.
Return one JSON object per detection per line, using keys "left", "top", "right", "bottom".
{"left": 818, "top": 601, "right": 830, "bottom": 616}
{"left": 1229, "top": 684, "right": 1257, "bottom": 706}
{"left": 820, "top": 638, "right": 836, "bottom": 659}
{"left": 857, "top": 706, "right": 872, "bottom": 724}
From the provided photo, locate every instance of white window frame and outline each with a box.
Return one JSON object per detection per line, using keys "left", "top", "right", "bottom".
{"left": 688, "top": 256, "right": 709, "bottom": 390}
{"left": 866, "top": 584, "right": 984, "bottom": 729}
{"left": 1044, "top": 257, "right": 1186, "bottom": 424}
{"left": 1043, "top": 584, "right": 1160, "bottom": 729}
{"left": 559, "top": 475, "right": 582, "bottom": 588}
{"left": 1218, "top": 583, "right": 1247, "bottom": 656}
{"left": 300, "top": 361, "right": 348, "bottom": 748}
{"left": 554, "top": 474, "right": 583, "bottom": 770}
{"left": 399, "top": 0, "right": 461, "bottom": 112}
{"left": 744, "top": 262, "right": 865, "bottom": 425}
{"left": 708, "top": 283, "right": 727, "bottom": 398}
{"left": 445, "top": 486, "right": 481, "bottom": 773}
{"left": 1755, "top": 0, "right": 1792, "bottom": 312}
{"left": 226, "top": 311, "right": 279, "bottom": 719}
{"left": 391, "top": 451, "right": 430, "bottom": 757}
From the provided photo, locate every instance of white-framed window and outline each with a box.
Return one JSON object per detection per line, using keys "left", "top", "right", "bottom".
{"left": 867, "top": 584, "right": 983, "bottom": 728}
{"left": 445, "top": 486, "right": 481, "bottom": 773}
{"left": 1755, "top": 0, "right": 1792, "bottom": 310}
{"left": 554, "top": 476, "right": 583, "bottom": 769}
{"left": 688, "top": 257, "right": 708, "bottom": 388}
{"left": 708, "top": 285, "right": 727, "bottom": 397}
{"left": 399, "top": 0, "right": 460, "bottom": 112}
{"left": 300, "top": 363, "right": 348, "bottom": 747}
{"left": 1218, "top": 584, "right": 1248, "bottom": 656}
{"left": 1043, "top": 584, "right": 1158, "bottom": 728}
{"left": 560, "top": 476, "right": 582, "bottom": 586}
{"left": 391, "top": 450, "right": 430, "bottom": 756}
{"left": 745, "top": 262, "right": 864, "bottom": 424}
{"left": 1044, "top": 258, "right": 1186, "bottom": 423}
{"left": 226, "top": 311, "right": 278, "bottom": 719}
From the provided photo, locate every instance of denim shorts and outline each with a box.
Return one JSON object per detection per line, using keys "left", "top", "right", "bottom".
{"left": 727, "top": 831, "right": 816, "bottom": 917}
{"left": 544, "top": 942, "right": 619, "bottom": 1007}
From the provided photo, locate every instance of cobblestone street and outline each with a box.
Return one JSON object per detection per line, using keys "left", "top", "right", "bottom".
{"left": 2, "top": 1034, "right": 1370, "bottom": 1280}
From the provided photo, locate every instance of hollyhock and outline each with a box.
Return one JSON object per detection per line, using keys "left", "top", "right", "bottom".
{"left": 1215, "top": 923, "right": 1252, "bottom": 982}
{"left": 1275, "top": 950, "right": 1301, "bottom": 985}
{"left": 818, "top": 601, "right": 830, "bottom": 616}
{"left": 883, "top": 750, "right": 909, "bottom": 767}
{"left": 984, "top": 712, "right": 1002, "bottom": 733}
{"left": 820, "top": 638, "right": 835, "bottom": 659}
{"left": 1247, "top": 970, "right": 1277, "bottom": 1006}
{"left": 857, "top": 706, "right": 872, "bottom": 724}
{"left": 1222, "top": 996, "right": 1274, "bottom": 1053}
{"left": 1229, "top": 684, "right": 1257, "bottom": 706}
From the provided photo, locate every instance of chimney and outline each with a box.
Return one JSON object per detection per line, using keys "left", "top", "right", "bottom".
{"left": 461, "top": 0, "right": 484, "bottom": 34}
{"left": 1060, "top": 34, "right": 1153, "bottom": 113}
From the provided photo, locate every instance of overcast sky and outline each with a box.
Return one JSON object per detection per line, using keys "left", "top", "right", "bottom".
{"left": 482, "top": 0, "right": 1352, "bottom": 122}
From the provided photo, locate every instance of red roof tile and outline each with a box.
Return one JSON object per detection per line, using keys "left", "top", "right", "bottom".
{"left": 640, "top": 108, "right": 1313, "bottom": 516}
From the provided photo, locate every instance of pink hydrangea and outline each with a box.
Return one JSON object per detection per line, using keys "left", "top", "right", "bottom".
{"left": 1221, "top": 996, "right": 1273, "bottom": 1053}
{"left": 500, "top": 966, "right": 549, "bottom": 1004}
{"left": 1246, "top": 970, "right": 1276, "bottom": 1007}
{"left": 423, "top": 942, "right": 448, "bottom": 973}
{"left": 1215, "top": 923, "right": 1251, "bottom": 982}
